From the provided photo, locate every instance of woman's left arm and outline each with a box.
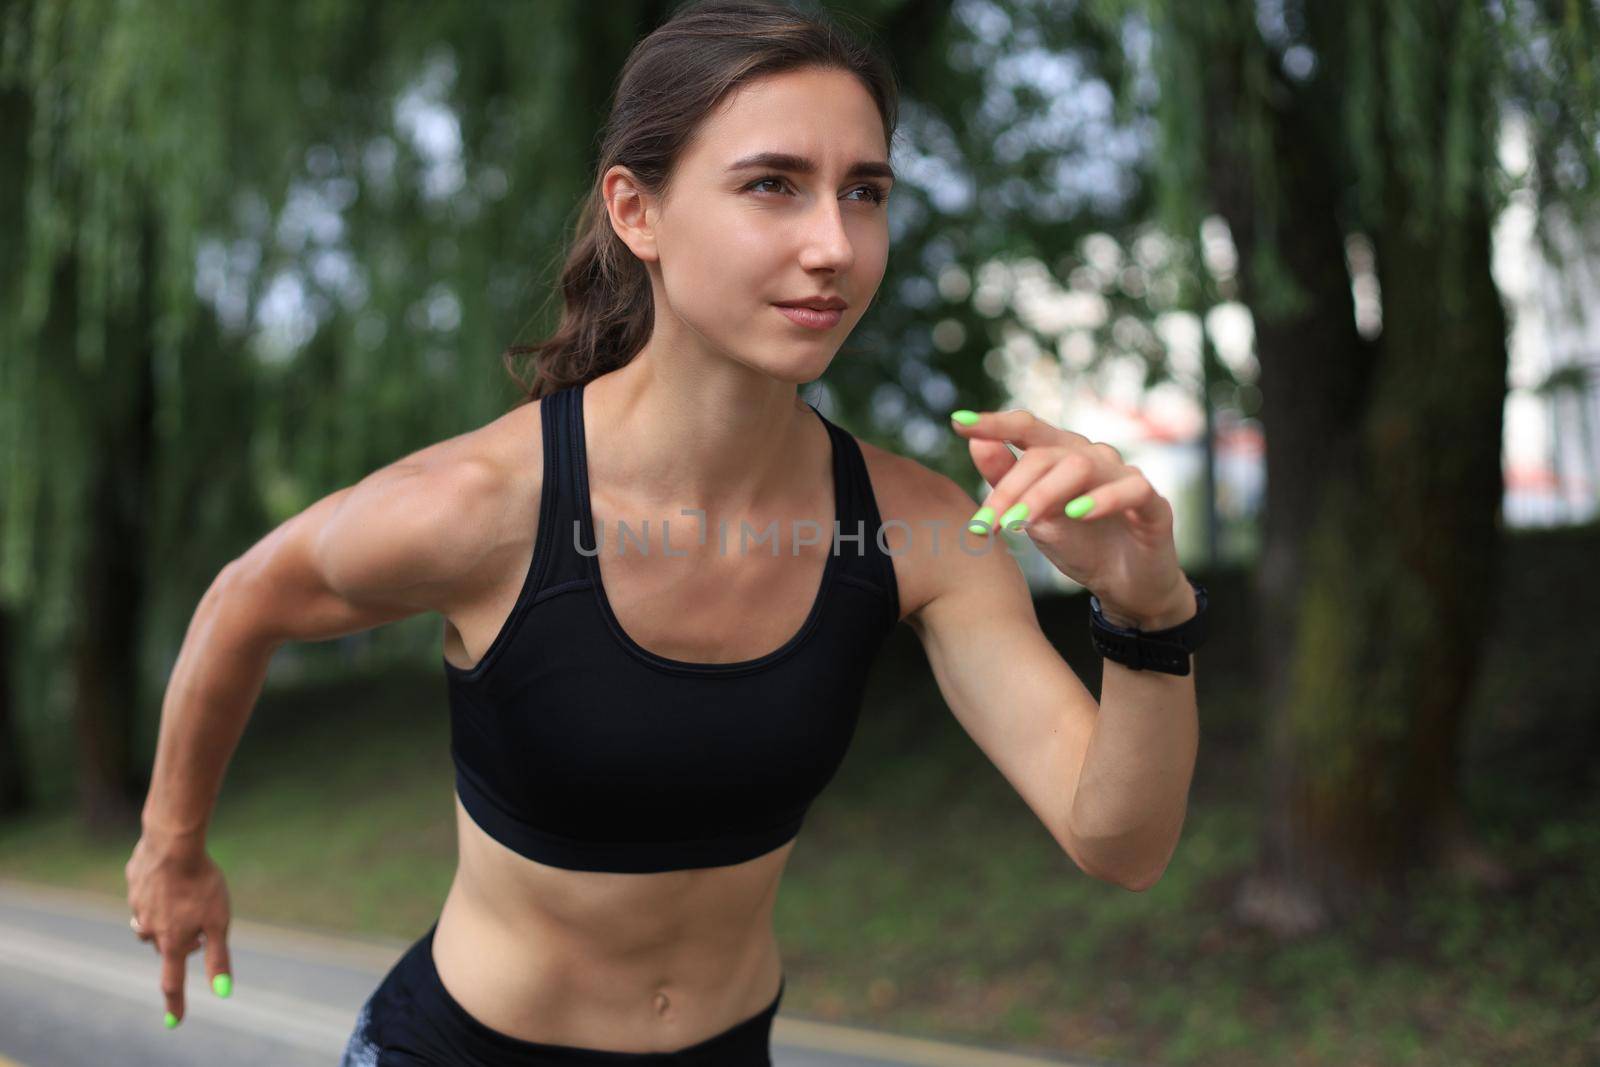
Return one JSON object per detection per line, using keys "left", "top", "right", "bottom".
{"left": 911, "top": 408, "right": 1201, "bottom": 891}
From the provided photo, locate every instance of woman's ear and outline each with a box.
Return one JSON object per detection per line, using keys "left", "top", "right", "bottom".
{"left": 601, "top": 165, "right": 660, "bottom": 263}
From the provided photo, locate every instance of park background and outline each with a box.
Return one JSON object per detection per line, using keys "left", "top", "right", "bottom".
{"left": 1, "top": 1, "right": 1597, "bottom": 1064}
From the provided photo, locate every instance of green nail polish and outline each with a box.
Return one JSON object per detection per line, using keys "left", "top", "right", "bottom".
{"left": 950, "top": 409, "right": 980, "bottom": 426}
{"left": 967, "top": 505, "right": 995, "bottom": 534}
{"left": 164, "top": 1011, "right": 179, "bottom": 1029}
{"left": 999, "top": 502, "right": 1029, "bottom": 530}
{"left": 213, "top": 973, "right": 232, "bottom": 998}
{"left": 1065, "top": 495, "right": 1095, "bottom": 519}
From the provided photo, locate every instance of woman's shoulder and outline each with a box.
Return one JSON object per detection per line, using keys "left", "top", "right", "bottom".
{"left": 850, "top": 433, "right": 996, "bottom": 624}
{"left": 380, "top": 400, "right": 547, "bottom": 607}
{"left": 456, "top": 396, "right": 547, "bottom": 524}
{"left": 409, "top": 399, "right": 543, "bottom": 507}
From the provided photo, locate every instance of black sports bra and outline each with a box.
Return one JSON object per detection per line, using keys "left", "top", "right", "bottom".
{"left": 442, "top": 381, "right": 901, "bottom": 873}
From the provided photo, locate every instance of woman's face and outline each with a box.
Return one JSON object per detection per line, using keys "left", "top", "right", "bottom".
{"left": 604, "top": 67, "right": 893, "bottom": 382}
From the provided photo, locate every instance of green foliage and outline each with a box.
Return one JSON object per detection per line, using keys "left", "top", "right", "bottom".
{"left": 0, "top": 0, "right": 658, "bottom": 722}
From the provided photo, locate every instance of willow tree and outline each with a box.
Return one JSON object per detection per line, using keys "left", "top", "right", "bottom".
{"left": 0, "top": 0, "right": 678, "bottom": 831}
{"left": 1124, "top": 0, "right": 1600, "bottom": 932}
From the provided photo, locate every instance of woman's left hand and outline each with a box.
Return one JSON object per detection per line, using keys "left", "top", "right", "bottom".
{"left": 950, "top": 407, "right": 1192, "bottom": 628}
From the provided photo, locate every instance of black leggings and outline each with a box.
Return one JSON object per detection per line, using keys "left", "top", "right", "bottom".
{"left": 339, "top": 921, "right": 785, "bottom": 1066}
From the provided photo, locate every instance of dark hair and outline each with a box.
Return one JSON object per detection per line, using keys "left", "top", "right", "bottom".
{"left": 501, "top": 0, "right": 899, "bottom": 403}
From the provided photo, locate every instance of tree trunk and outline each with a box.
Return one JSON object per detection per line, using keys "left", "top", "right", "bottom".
{"left": 1197, "top": 3, "right": 1511, "bottom": 935}
{"left": 71, "top": 207, "right": 160, "bottom": 840}
{"left": 0, "top": 605, "right": 30, "bottom": 816}
{"left": 0, "top": 19, "right": 33, "bottom": 821}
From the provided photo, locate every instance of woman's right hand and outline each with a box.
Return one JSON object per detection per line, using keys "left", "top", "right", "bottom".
{"left": 124, "top": 832, "right": 234, "bottom": 1027}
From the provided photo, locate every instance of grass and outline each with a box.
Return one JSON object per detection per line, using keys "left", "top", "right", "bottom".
{"left": 3, "top": 563, "right": 1598, "bottom": 1066}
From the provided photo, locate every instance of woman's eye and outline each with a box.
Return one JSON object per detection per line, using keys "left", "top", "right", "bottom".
{"left": 746, "top": 176, "right": 888, "bottom": 205}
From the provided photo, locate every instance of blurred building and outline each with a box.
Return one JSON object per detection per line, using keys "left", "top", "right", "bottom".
{"left": 987, "top": 113, "right": 1599, "bottom": 596}
{"left": 1494, "top": 112, "right": 1600, "bottom": 529}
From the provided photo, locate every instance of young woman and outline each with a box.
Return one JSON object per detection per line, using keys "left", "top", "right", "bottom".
{"left": 125, "top": 1, "right": 1204, "bottom": 1064}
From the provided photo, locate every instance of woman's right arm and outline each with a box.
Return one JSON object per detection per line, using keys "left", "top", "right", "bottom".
{"left": 128, "top": 449, "right": 506, "bottom": 1024}
{"left": 140, "top": 453, "right": 503, "bottom": 847}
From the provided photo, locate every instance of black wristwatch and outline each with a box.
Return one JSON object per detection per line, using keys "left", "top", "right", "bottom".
{"left": 1088, "top": 575, "right": 1208, "bottom": 676}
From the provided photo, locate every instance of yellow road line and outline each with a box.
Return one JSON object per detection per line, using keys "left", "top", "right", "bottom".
{"left": 0, "top": 1054, "right": 31, "bottom": 1067}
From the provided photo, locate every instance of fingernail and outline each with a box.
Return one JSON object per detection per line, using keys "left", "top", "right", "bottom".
{"left": 999, "top": 502, "right": 1029, "bottom": 531}
{"left": 1065, "top": 495, "right": 1095, "bottom": 519}
{"left": 950, "top": 409, "right": 980, "bottom": 426}
{"left": 164, "top": 1011, "right": 179, "bottom": 1029}
{"left": 967, "top": 506, "right": 995, "bottom": 534}
{"left": 213, "top": 973, "right": 232, "bottom": 998}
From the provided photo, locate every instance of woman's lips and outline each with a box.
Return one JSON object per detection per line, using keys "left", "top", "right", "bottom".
{"left": 774, "top": 304, "right": 843, "bottom": 330}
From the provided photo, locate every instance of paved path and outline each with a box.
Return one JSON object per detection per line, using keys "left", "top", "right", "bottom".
{"left": 0, "top": 878, "right": 1103, "bottom": 1067}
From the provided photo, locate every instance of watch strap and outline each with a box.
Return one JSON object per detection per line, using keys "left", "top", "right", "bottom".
{"left": 1088, "top": 576, "right": 1208, "bottom": 676}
